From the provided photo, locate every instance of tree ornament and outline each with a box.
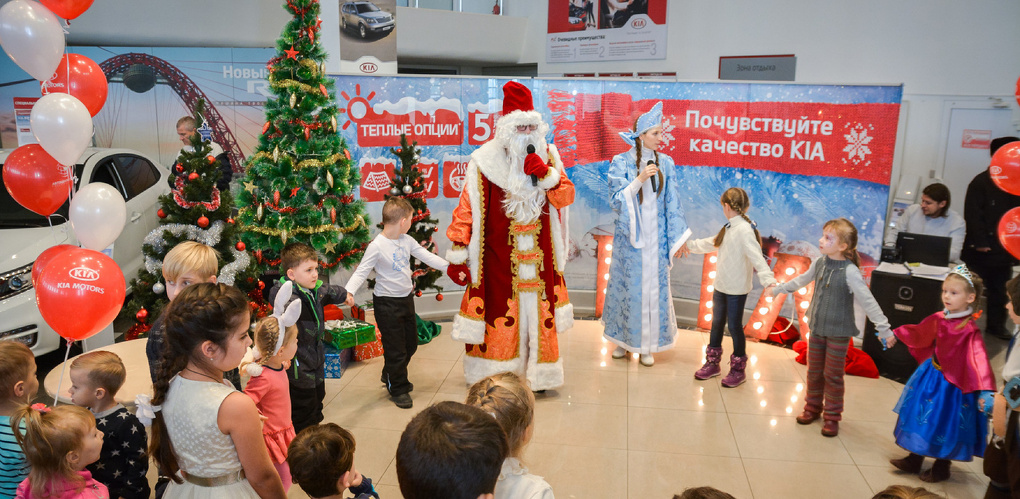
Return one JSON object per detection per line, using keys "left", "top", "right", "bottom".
{"left": 258, "top": 280, "right": 265, "bottom": 290}
{"left": 274, "top": 190, "right": 281, "bottom": 205}
{"left": 280, "top": 229, "right": 288, "bottom": 244}
{"left": 319, "top": 83, "right": 327, "bottom": 96}
{"left": 236, "top": 241, "right": 246, "bottom": 251}
{"left": 175, "top": 163, "right": 183, "bottom": 173}
{"left": 326, "top": 170, "right": 334, "bottom": 187}
{"left": 152, "top": 282, "right": 165, "bottom": 295}
{"left": 206, "top": 155, "right": 216, "bottom": 164}
{"left": 227, "top": 217, "right": 234, "bottom": 224}
{"left": 436, "top": 293, "right": 443, "bottom": 301}
{"left": 257, "top": 204, "right": 263, "bottom": 220}
{"left": 304, "top": 127, "right": 311, "bottom": 141}
{"left": 188, "top": 172, "right": 199, "bottom": 181}
{"left": 289, "top": 93, "right": 296, "bottom": 108}
{"left": 136, "top": 307, "right": 149, "bottom": 323}
{"left": 330, "top": 207, "right": 336, "bottom": 223}
{"left": 157, "top": 208, "right": 167, "bottom": 219}
{"left": 331, "top": 115, "right": 337, "bottom": 132}
{"left": 390, "top": 187, "right": 400, "bottom": 196}
{"left": 415, "top": 290, "right": 423, "bottom": 297}
{"left": 197, "top": 216, "right": 210, "bottom": 228}
{"left": 262, "top": 121, "right": 270, "bottom": 134}
{"left": 273, "top": 146, "right": 279, "bottom": 162}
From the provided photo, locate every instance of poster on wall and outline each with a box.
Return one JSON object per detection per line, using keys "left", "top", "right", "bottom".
{"left": 337, "top": 0, "right": 397, "bottom": 75}
{"left": 546, "top": 0, "right": 667, "bottom": 63}
{"left": 330, "top": 75, "right": 902, "bottom": 302}
{"left": 0, "top": 47, "right": 276, "bottom": 170}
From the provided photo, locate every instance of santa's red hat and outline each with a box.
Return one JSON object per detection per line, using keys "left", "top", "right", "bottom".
{"left": 501, "top": 81, "right": 534, "bottom": 116}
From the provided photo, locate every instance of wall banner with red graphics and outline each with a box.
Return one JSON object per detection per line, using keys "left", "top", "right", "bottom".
{"left": 546, "top": 0, "right": 667, "bottom": 63}
{"left": 333, "top": 75, "right": 902, "bottom": 300}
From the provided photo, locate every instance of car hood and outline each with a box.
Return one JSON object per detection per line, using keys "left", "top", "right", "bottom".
{"left": 0, "top": 225, "right": 73, "bottom": 273}
{"left": 362, "top": 11, "right": 391, "bottom": 20}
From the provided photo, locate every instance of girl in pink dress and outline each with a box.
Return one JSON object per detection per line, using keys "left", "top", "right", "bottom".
{"left": 243, "top": 281, "right": 301, "bottom": 491}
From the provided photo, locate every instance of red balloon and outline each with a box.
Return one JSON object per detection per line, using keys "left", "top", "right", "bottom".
{"left": 991, "top": 142, "right": 1020, "bottom": 196}
{"left": 40, "top": 54, "right": 107, "bottom": 116}
{"left": 998, "top": 207, "right": 1020, "bottom": 260}
{"left": 2, "top": 144, "right": 72, "bottom": 216}
{"left": 31, "top": 244, "right": 76, "bottom": 286}
{"left": 35, "top": 247, "right": 125, "bottom": 341}
{"left": 38, "top": 0, "right": 94, "bottom": 19}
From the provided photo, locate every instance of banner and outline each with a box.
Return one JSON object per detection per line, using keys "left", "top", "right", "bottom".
{"left": 547, "top": 0, "right": 667, "bottom": 62}
{"left": 337, "top": 0, "right": 397, "bottom": 74}
{"left": 332, "top": 76, "right": 903, "bottom": 301}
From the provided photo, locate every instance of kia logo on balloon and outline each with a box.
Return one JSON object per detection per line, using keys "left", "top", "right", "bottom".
{"left": 69, "top": 267, "right": 100, "bottom": 281}
{"left": 992, "top": 166, "right": 1002, "bottom": 175}
{"left": 1009, "top": 222, "right": 1018, "bottom": 234}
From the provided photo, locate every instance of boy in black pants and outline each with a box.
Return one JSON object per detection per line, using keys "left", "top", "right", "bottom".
{"left": 345, "top": 198, "right": 449, "bottom": 408}
{"left": 271, "top": 243, "right": 353, "bottom": 432}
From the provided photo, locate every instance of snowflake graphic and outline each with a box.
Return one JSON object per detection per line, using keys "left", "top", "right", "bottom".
{"left": 363, "top": 170, "right": 392, "bottom": 191}
{"left": 842, "top": 123, "right": 874, "bottom": 165}
{"left": 660, "top": 115, "right": 676, "bottom": 146}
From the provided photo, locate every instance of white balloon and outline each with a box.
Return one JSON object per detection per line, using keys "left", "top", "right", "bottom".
{"left": 0, "top": 0, "right": 64, "bottom": 81}
{"left": 70, "top": 183, "right": 126, "bottom": 251}
{"left": 30, "top": 92, "right": 93, "bottom": 166}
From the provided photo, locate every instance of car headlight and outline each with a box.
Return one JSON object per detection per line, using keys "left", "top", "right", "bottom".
{"left": 0, "top": 263, "right": 33, "bottom": 300}
{"left": 367, "top": 17, "right": 377, "bottom": 23}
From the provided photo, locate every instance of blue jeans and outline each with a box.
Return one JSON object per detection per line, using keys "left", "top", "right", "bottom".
{"left": 709, "top": 290, "right": 748, "bottom": 357}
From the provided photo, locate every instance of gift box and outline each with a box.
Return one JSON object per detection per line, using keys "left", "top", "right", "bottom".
{"left": 354, "top": 330, "right": 384, "bottom": 361}
{"left": 324, "top": 319, "right": 376, "bottom": 350}
{"left": 324, "top": 345, "right": 351, "bottom": 379}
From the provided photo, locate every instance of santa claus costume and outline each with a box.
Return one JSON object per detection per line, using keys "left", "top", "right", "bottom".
{"left": 445, "top": 81, "right": 575, "bottom": 391}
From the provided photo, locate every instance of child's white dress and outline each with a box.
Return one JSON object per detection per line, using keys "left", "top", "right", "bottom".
{"left": 162, "top": 375, "right": 260, "bottom": 498}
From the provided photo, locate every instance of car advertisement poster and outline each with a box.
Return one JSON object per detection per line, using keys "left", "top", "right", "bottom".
{"left": 332, "top": 75, "right": 902, "bottom": 300}
{"left": 335, "top": 0, "right": 397, "bottom": 75}
{"left": 547, "top": 0, "right": 667, "bottom": 63}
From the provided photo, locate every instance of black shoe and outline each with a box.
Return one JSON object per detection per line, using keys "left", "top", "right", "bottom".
{"left": 392, "top": 393, "right": 413, "bottom": 409}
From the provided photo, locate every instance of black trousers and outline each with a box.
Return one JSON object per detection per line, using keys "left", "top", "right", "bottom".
{"left": 374, "top": 293, "right": 417, "bottom": 397}
{"left": 968, "top": 259, "right": 1014, "bottom": 336}
{"left": 289, "top": 381, "right": 325, "bottom": 434}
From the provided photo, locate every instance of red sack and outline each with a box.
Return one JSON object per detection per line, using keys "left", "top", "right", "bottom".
{"left": 792, "top": 339, "right": 880, "bottom": 379}
{"left": 323, "top": 304, "right": 344, "bottom": 321}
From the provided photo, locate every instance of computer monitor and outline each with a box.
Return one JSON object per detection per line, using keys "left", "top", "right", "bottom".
{"left": 895, "top": 231, "right": 951, "bottom": 267}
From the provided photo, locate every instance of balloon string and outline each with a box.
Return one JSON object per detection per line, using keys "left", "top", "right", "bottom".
{"left": 52, "top": 340, "right": 74, "bottom": 407}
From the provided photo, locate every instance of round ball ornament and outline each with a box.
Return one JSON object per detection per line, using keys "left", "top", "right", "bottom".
{"left": 236, "top": 241, "right": 246, "bottom": 251}
{"left": 157, "top": 208, "right": 167, "bottom": 219}
{"left": 390, "top": 187, "right": 400, "bottom": 196}
{"left": 207, "top": 155, "right": 216, "bottom": 164}
{"left": 188, "top": 172, "right": 199, "bottom": 181}
{"left": 152, "top": 282, "right": 165, "bottom": 294}
{"left": 402, "top": 185, "right": 413, "bottom": 194}
{"left": 415, "top": 290, "right": 423, "bottom": 297}
{"left": 436, "top": 293, "right": 444, "bottom": 302}
{"left": 197, "top": 216, "right": 210, "bottom": 228}
{"left": 175, "top": 163, "right": 183, "bottom": 173}
{"left": 136, "top": 307, "right": 149, "bottom": 323}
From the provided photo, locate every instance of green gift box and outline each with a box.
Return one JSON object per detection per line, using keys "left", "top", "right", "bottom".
{"left": 324, "top": 319, "right": 376, "bottom": 350}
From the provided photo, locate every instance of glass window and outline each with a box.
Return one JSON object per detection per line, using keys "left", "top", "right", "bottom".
{"left": 417, "top": 0, "right": 453, "bottom": 10}
{"left": 90, "top": 160, "right": 126, "bottom": 200}
{"left": 114, "top": 155, "right": 159, "bottom": 200}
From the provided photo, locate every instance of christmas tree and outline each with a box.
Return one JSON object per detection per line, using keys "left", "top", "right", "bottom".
{"left": 123, "top": 100, "right": 263, "bottom": 340}
{"left": 372, "top": 134, "right": 444, "bottom": 300}
{"left": 236, "top": 0, "right": 370, "bottom": 273}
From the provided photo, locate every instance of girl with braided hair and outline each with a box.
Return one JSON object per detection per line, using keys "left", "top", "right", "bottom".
{"left": 687, "top": 187, "right": 777, "bottom": 388}
{"left": 603, "top": 102, "right": 691, "bottom": 367}
{"left": 143, "top": 283, "right": 285, "bottom": 499}
{"left": 465, "top": 372, "right": 554, "bottom": 499}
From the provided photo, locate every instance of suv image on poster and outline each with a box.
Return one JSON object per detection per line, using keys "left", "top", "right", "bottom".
{"left": 341, "top": 1, "right": 395, "bottom": 39}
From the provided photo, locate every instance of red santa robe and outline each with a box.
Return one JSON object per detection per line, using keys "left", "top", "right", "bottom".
{"left": 446, "top": 140, "right": 575, "bottom": 390}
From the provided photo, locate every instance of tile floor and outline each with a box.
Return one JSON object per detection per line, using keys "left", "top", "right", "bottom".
{"left": 286, "top": 320, "right": 1005, "bottom": 499}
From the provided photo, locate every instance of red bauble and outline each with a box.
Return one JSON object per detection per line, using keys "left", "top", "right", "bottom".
{"left": 207, "top": 156, "right": 216, "bottom": 164}
{"left": 236, "top": 241, "right": 246, "bottom": 251}
{"left": 415, "top": 290, "right": 423, "bottom": 297}
{"left": 188, "top": 172, "right": 199, "bottom": 181}
{"left": 227, "top": 218, "right": 234, "bottom": 224}
{"left": 135, "top": 307, "right": 149, "bottom": 323}
{"left": 436, "top": 293, "right": 444, "bottom": 301}
{"left": 258, "top": 281, "right": 266, "bottom": 290}
{"left": 157, "top": 208, "right": 167, "bottom": 219}
{"left": 175, "top": 163, "right": 183, "bottom": 173}
{"left": 197, "top": 216, "right": 210, "bottom": 228}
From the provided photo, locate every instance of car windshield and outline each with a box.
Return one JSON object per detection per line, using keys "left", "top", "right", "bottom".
{"left": 0, "top": 163, "right": 83, "bottom": 228}
{"left": 356, "top": 3, "right": 380, "bottom": 13}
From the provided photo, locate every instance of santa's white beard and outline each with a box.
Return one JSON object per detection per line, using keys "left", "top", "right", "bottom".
{"left": 499, "top": 129, "right": 548, "bottom": 223}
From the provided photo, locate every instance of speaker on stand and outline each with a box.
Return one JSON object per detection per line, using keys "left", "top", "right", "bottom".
{"left": 862, "top": 271, "right": 943, "bottom": 383}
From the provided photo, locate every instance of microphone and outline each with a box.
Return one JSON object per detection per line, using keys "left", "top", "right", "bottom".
{"left": 647, "top": 159, "right": 658, "bottom": 193}
{"left": 527, "top": 144, "right": 538, "bottom": 186}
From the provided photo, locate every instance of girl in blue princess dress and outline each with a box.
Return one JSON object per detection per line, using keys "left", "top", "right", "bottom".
{"left": 881, "top": 265, "right": 995, "bottom": 483}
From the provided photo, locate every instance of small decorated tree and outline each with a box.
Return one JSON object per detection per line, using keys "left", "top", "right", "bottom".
{"left": 236, "top": 0, "right": 370, "bottom": 273}
{"left": 371, "top": 134, "right": 444, "bottom": 300}
{"left": 123, "top": 100, "right": 263, "bottom": 339}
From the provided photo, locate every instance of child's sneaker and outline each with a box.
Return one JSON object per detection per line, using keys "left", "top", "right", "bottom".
{"left": 392, "top": 393, "right": 413, "bottom": 409}
{"left": 611, "top": 346, "right": 627, "bottom": 359}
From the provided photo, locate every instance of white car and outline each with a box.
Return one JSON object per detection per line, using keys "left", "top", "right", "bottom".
{"left": 0, "top": 148, "right": 169, "bottom": 356}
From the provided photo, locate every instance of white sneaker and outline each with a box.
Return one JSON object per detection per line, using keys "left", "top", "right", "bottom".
{"left": 611, "top": 346, "right": 627, "bottom": 359}
{"left": 639, "top": 354, "right": 655, "bottom": 367}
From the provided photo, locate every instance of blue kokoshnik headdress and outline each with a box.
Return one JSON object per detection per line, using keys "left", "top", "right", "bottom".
{"left": 618, "top": 101, "right": 663, "bottom": 146}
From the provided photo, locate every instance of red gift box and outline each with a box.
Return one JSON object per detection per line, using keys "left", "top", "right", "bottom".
{"left": 354, "top": 329, "right": 384, "bottom": 361}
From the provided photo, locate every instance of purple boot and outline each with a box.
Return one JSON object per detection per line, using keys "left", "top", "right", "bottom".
{"left": 721, "top": 355, "right": 748, "bottom": 388}
{"left": 695, "top": 346, "right": 723, "bottom": 380}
